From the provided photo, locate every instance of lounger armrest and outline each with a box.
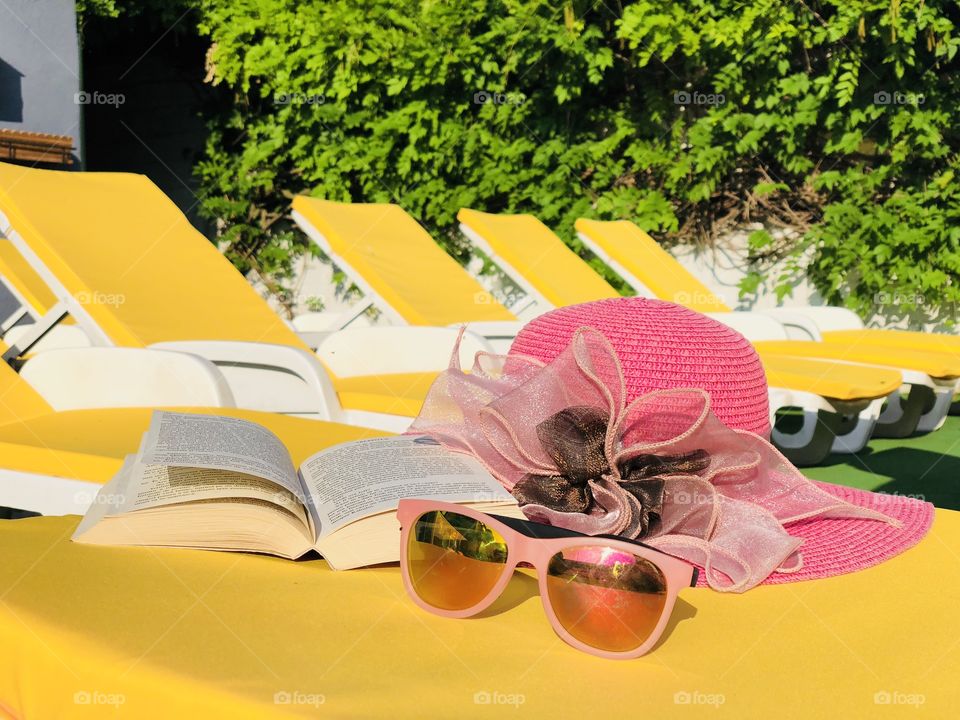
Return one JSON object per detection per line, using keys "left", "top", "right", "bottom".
{"left": 19, "top": 348, "right": 236, "bottom": 411}
{"left": 739, "top": 310, "right": 824, "bottom": 341}
{"left": 449, "top": 321, "right": 524, "bottom": 353}
{"left": 704, "top": 312, "right": 797, "bottom": 342}
{"left": 760, "top": 307, "right": 863, "bottom": 334}
{"left": 149, "top": 340, "right": 343, "bottom": 420}
{"left": 2, "top": 324, "right": 92, "bottom": 353}
{"left": 318, "top": 326, "right": 494, "bottom": 375}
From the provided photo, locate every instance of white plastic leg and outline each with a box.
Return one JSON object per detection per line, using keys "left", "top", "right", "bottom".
{"left": 878, "top": 390, "right": 906, "bottom": 426}
{"left": 830, "top": 397, "right": 883, "bottom": 454}
{"left": 770, "top": 409, "right": 820, "bottom": 450}
{"left": 916, "top": 386, "right": 955, "bottom": 433}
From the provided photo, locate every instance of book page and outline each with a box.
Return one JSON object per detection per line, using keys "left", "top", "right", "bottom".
{"left": 138, "top": 411, "right": 300, "bottom": 495}
{"left": 72, "top": 455, "right": 137, "bottom": 539}
{"left": 300, "top": 435, "right": 515, "bottom": 540}
{"left": 76, "top": 457, "right": 309, "bottom": 528}
{"left": 123, "top": 464, "right": 306, "bottom": 518}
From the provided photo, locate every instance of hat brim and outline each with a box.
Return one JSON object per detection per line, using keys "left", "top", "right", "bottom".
{"left": 695, "top": 481, "right": 934, "bottom": 587}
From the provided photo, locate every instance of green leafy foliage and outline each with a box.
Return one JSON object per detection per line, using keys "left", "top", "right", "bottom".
{"left": 84, "top": 1, "right": 960, "bottom": 324}
{"left": 76, "top": 0, "right": 120, "bottom": 20}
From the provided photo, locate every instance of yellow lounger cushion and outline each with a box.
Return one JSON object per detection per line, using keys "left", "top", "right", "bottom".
{"left": 1, "top": 509, "right": 958, "bottom": 718}
{"left": 470, "top": 215, "right": 907, "bottom": 401}
{"left": 293, "top": 196, "right": 515, "bottom": 326}
{"left": 760, "top": 354, "right": 902, "bottom": 401}
{"left": 0, "top": 162, "right": 308, "bottom": 349}
{"left": 576, "top": 217, "right": 960, "bottom": 368}
{"left": 756, "top": 340, "right": 960, "bottom": 380}
{"left": 575, "top": 217, "right": 734, "bottom": 312}
{"left": 822, "top": 328, "right": 960, "bottom": 354}
{"left": 0, "top": 406, "right": 385, "bottom": 484}
{"left": 457, "top": 208, "right": 620, "bottom": 307}
{"left": 0, "top": 440, "right": 122, "bottom": 484}
{"left": 334, "top": 372, "right": 435, "bottom": 417}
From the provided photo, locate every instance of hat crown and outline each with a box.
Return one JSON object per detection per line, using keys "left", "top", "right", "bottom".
{"left": 509, "top": 297, "right": 770, "bottom": 437}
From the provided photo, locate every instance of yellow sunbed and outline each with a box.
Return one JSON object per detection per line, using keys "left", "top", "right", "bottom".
{"left": 572, "top": 218, "right": 960, "bottom": 437}
{"left": 755, "top": 340, "right": 960, "bottom": 380}
{"left": 575, "top": 218, "right": 960, "bottom": 372}
{"left": 0, "top": 162, "right": 432, "bottom": 421}
{"left": 1, "top": 508, "right": 958, "bottom": 718}
{"left": 458, "top": 208, "right": 619, "bottom": 308}
{"left": 762, "top": 356, "right": 901, "bottom": 401}
{"left": 293, "top": 197, "right": 516, "bottom": 326}
{"left": 0, "top": 162, "right": 299, "bottom": 348}
{"left": 0, "top": 357, "right": 384, "bottom": 515}
{"left": 456, "top": 208, "right": 905, "bottom": 400}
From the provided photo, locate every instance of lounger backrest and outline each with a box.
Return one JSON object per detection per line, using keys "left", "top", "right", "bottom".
{"left": 292, "top": 196, "right": 516, "bottom": 326}
{"left": 575, "top": 218, "right": 733, "bottom": 313}
{"left": 457, "top": 208, "right": 620, "bottom": 307}
{"left": 0, "top": 162, "right": 309, "bottom": 350}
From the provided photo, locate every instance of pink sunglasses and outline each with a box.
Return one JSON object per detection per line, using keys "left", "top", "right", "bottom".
{"left": 397, "top": 499, "right": 697, "bottom": 659}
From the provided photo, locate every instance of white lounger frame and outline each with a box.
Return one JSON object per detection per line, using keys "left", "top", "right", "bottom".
{"left": 0, "top": 470, "right": 102, "bottom": 516}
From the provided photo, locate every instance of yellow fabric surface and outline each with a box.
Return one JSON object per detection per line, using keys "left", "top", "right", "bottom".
{"left": 1, "top": 510, "right": 958, "bottom": 718}
{"left": 0, "top": 440, "right": 121, "bottom": 484}
{"left": 0, "top": 349, "right": 52, "bottom": 425}
{"left": 575, "top": 218, "right": 734, "bottom": 312}
{"left": 293, "top": 196, "right": 515, "bottom": 325}
{"left": 0, "top": 162, "right": 308, "bottom": 349}
{"left": 458, "top": 208, "right": 620, "bottom": 307}
{"left": 757, "top": 340, "right": 960, "bottom": 380}
{"left": 0, "top": 407, "right": 385, "bottom": 484}
{"left": 823, "top": 328, "right": 960, "bottom": 355}
{"left": 334, "top": 372, "right": 436, "bottom": 417}
{"left": 760, "top": 353, "right": 902, "bottom": 401}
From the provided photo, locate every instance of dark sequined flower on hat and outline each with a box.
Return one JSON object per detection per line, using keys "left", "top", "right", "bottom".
{"left": 511, "top": 406, "right": 710, "bottom": 538}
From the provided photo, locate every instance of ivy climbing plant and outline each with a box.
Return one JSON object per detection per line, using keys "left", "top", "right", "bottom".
{"left": 81, "top": 1, "right": 960, "bottom": 324}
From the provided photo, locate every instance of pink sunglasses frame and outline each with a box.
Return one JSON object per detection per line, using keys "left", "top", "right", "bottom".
{"left": 397, "top": 499, "right": 697, "bottom": 660}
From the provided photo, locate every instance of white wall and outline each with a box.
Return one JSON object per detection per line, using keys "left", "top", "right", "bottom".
{"left": 669, "top": 227, "right": 822, "bottom": 311}
{"left": 0, "top": 0, "right": 81, "bottom": 161}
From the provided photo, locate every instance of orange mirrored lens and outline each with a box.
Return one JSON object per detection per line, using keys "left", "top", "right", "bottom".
{"left": 407, "top": 510, "right": 509, "bottom": 611}
{"left": 545, "top": 545, "right": 667, "bottom": 653}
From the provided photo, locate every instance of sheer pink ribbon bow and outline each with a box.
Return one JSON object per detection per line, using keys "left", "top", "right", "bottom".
{"left": 408, "top": 327, "right": 899, "bottom": 592}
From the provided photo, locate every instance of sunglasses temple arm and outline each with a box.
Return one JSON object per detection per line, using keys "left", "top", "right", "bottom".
{"left": 689, "top": 567, "right": 700, "bottom": 587}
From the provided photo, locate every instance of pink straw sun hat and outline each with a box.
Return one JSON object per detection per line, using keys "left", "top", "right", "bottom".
{"left": 498, "top": 297, "right": 933, "bottom": 587}
{"left": 510, "top": 297, "right": 771, "bottom": 437}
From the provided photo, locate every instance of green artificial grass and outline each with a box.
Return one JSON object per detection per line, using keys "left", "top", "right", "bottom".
{"left": 800, "top": 415, "right": 960, "bottom": 511}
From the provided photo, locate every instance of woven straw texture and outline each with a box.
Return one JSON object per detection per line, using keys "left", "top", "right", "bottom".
{"left": 510, "top": 297, "right": 771, "bottom": 436}
{"left": 697, "top": 482, "right": 934, "bottom": 587}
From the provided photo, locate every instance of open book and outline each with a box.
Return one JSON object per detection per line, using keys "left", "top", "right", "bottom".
{"left": 73, "top": 412, "right": 520, "bottom": 569}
